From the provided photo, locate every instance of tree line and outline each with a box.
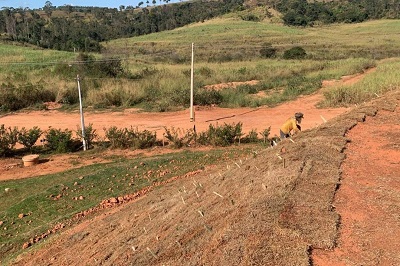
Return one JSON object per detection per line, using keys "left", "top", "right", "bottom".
{"left": 0, "top": 0, "right": 244, "bottom": 52}
{"left": 274, "top": 0, "right": 400, "bottom": 26}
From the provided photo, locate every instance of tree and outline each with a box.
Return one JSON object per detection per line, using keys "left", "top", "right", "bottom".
{"left": 44, "top": 1, "right": 53, "bottom": 19}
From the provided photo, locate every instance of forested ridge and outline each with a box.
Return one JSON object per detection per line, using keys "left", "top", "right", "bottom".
{"left": 0, "top": 0, "right": 399, "bottom": 52}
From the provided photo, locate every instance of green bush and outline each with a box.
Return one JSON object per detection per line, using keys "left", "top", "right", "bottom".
{"left": 260, "top": 43, "right": 277, "bottom": 58}
{"left": 0, "top": 124, "right": 18, "bottom": 156}
{"left": 57, "top": 86, "right": 79, "bottom": 105}
{"left": 240, "top": 14, "right": 261, "bottom": 22}
{"left": 0, "top": 83, "right": 55, "bottom": 112}
{"left": 45, "top": 128, "right": 74, "bottom": 153}
{"left": 104, "top": 126, "right": 158, "bottom": 149}
{"left": 283, "top": 46, "right": 307, "bottom": 60}
{"left": 195, "top": 89, "right": 223, "bottom": 106}
{"left": 197, "top": 122, "right": 243, "bottom": 146}
{"left": 104, "top": 126, "right": 131, "bottom": 149}
{"left": 133, "top": 129, "right": 157, "bottom": 149}
{"left": 17, "top": 126, "right": 43, "bottom": 152}
{"left": 163, "top": 127, "right": 196, "bottom": 148}
{"left": 241, "top": 129, "right": 259, "bottom": 143}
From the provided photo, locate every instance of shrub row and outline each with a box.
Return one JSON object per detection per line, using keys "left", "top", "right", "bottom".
{"left": 0, "top": 122, "right": 272, "bottom": 157}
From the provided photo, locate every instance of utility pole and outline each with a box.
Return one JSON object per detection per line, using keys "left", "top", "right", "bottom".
{"left": 77, "top": 74, "right": 87, "bottom": 151}
{"left": 190, "top": 42, "right": 195, "bottom": 123}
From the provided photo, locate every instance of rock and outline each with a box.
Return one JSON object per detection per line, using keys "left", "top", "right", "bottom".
{"left": 18, "top": 213, "right": 25, "bottom": 219}
{"left": 109, "top": 197, "right": 118, "bottom": 203}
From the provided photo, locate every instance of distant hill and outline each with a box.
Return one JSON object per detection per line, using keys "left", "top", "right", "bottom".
{"left": 0, "top": 0, "right": 398, "bottom": 52}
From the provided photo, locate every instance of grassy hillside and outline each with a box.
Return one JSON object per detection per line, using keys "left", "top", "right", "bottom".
{"left": 105, "top": 18, "right": 400, "bottom": 60}
{"left": 0, "top": 18, "right": 400, "bottom": 112}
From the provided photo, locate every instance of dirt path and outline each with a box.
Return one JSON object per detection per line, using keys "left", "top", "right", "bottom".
{"left": 312, "top": 105, "right": 400, "bottom": 265}
{"left": 0, "top": 75, "right": 358, "bottom": 181}
{"left": 0, "top": 93, "right": 344, "bottom": 139}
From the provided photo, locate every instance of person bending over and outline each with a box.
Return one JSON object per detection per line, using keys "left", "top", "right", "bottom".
{"left": 279, "top": 112, "right": 304, "bottom": 139}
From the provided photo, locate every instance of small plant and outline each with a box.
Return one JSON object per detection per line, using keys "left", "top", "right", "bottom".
{"left": 163, "top": 127, "right": 196, "bottom": 148}
{"left": 242, "top": 129, "right": 259, "bottom": 143}
{"left": 45, "top": 128, "right": 74, "bottom": 153}
{"left": 76, "top": 123, "right": 98, "bottom": 149}
{"left": 259, "top": 127, "right": 271, "bottom": 144}
{"left": 0, "top": 124, "right": 18, "bottom": 156}
{"left": 17, "top": 126, "right": 43, "bottom": 152}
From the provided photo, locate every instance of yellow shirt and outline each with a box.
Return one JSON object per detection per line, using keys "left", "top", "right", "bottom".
{"left": 280, "top": 117, "right": 300, "bottom": 135}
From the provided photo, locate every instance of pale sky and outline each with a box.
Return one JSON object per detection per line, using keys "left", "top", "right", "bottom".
{"left": 0, "top": 0, "right": 176, "bottom": 9}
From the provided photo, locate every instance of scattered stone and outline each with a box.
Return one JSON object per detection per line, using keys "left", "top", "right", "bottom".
{"left": 0, "top": 221, "right": 3, "bottom": 226}
{"left": 79, "top": 196, "right": 84, "bottom": 200}
{"left": 22, "top": 242, "right": 31, "bottom": 249}
{"left": 18, "top": 213, "right": 25, "bottom": 219}
{"left": 4, "top": 188, "right": 10, "bottom": 192}
{"left": 79, "top": 176, "right": 84, "bottom": 180}
{"left": 110, "top": 197, "right": 119, "bottom": 203}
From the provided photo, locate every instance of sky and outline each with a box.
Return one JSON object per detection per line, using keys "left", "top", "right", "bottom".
{"left": 0, "top": 0, "right": 154, "bottom": 9}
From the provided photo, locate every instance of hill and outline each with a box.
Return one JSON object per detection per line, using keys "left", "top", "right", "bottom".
{"left": 7, "top": 84, "right": 400, "bottom": 265}
{"left": 1, "top": 0, "right": 399, "bottom": 52}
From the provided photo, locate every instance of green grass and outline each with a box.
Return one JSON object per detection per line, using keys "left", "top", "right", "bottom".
{"left": 0, "top": 146, "right": 256, "bottom": 263}
{"left": 322, "top": 58, "right": 400, "bottom": 106}
{"left": 1, "top": 18, "right": 400, "bottom": 112}
{"left": 105, "top": 18, "right": 400, "bottom": 61}
{"left": 0, "top": 44, "right": 75, "bottom": 73}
